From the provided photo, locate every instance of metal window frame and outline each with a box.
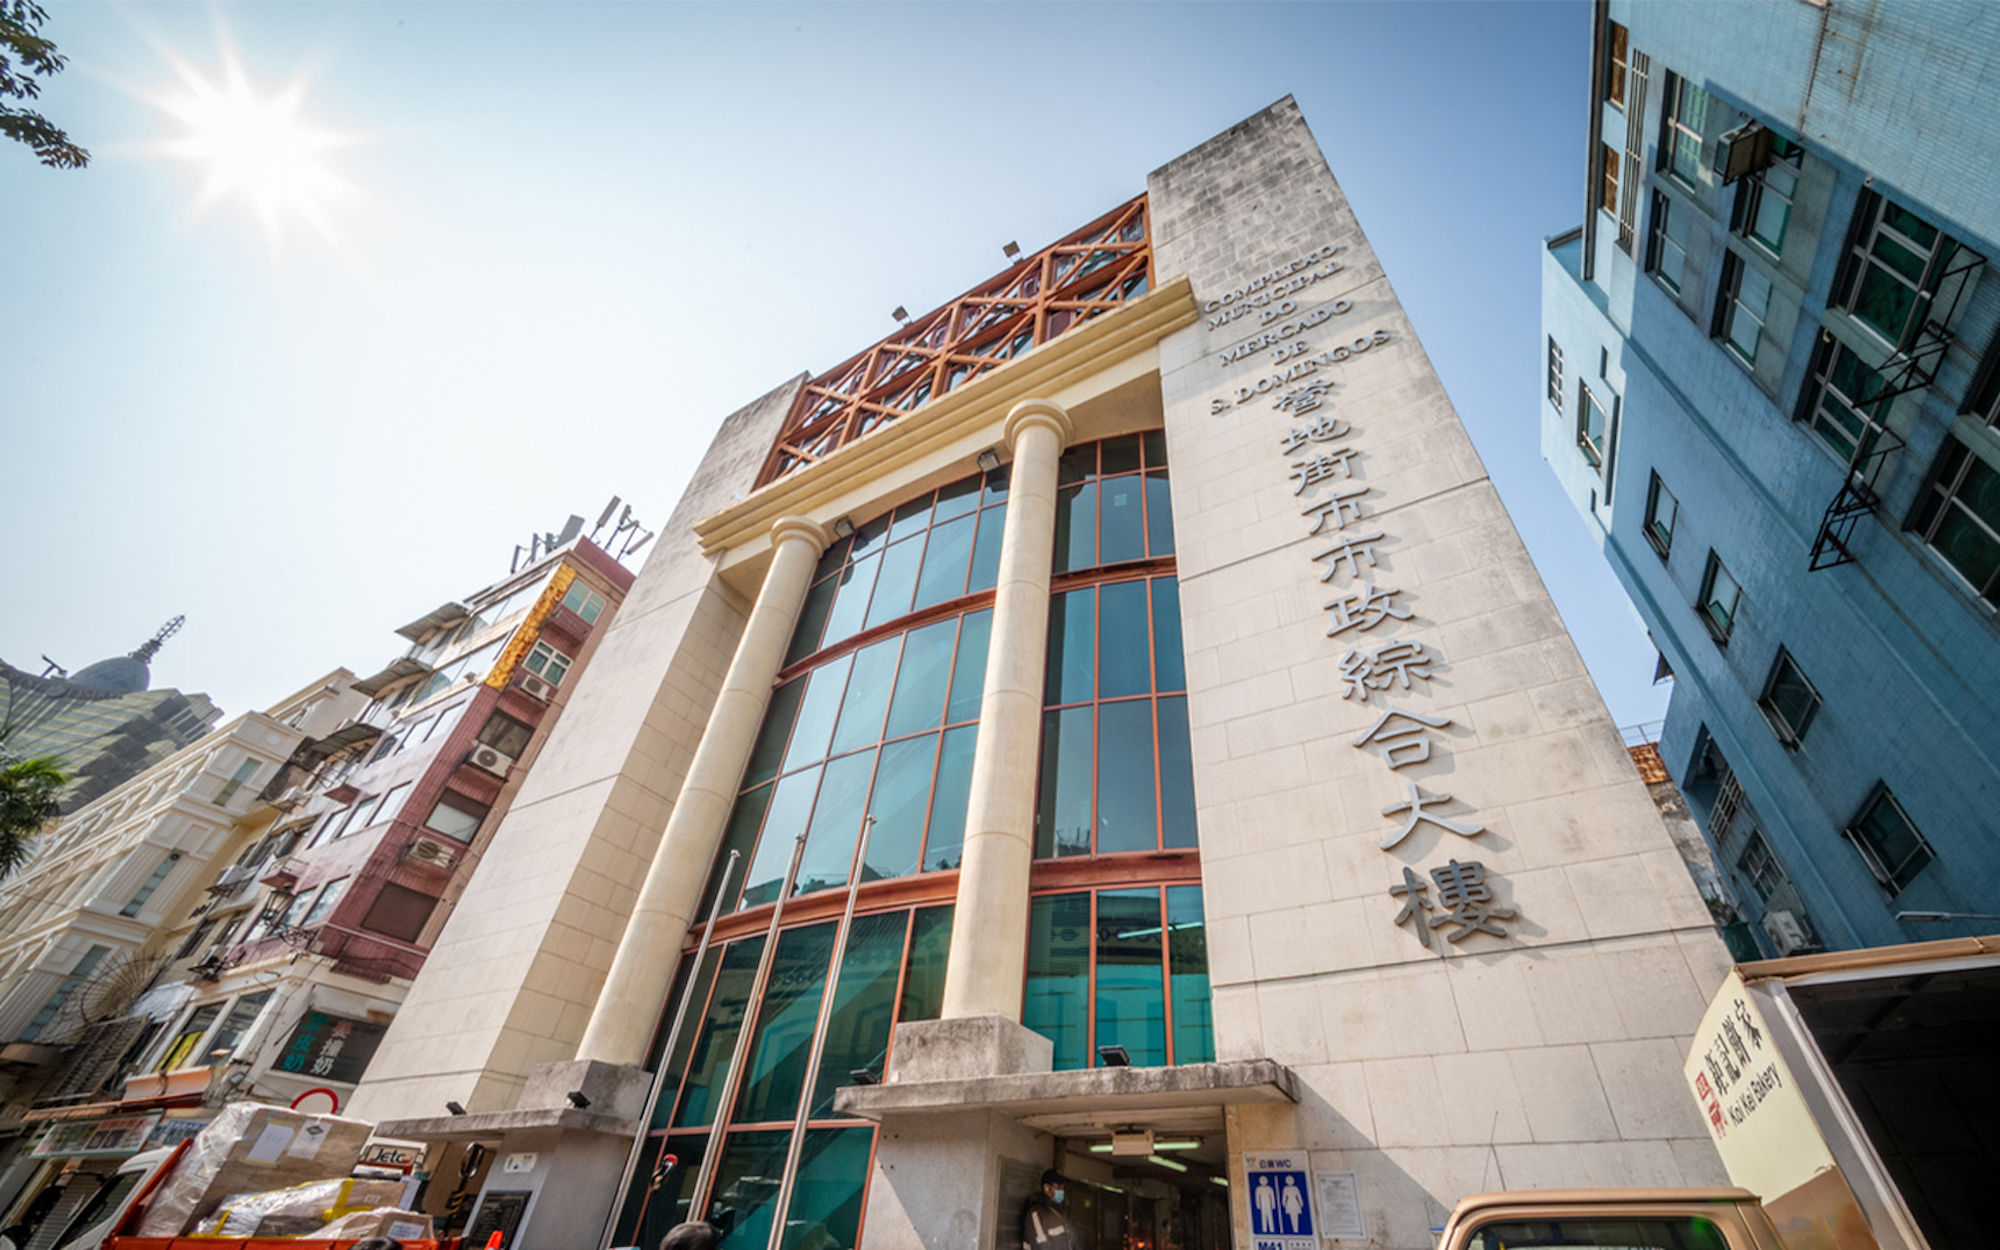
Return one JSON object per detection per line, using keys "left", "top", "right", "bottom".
{"left": 1755, "top": 646, "right": 1821, "bottom": 747}
{"left": 1646, "top": 190, "right": 1687, "bottom": 294}
{"left": 1842, "top": 784, "right": 1935, "bottom": 895}
{"left": 1738, "top": 144, "right": 1800, "bottom": 258}
{"left": 1661, "top": 72, "right": 1709, "bottom": 189}
{"left": 1576, "top": 381, "right": 1608, "bottom": 469}
{"left": 1696, "top": 550, "right": 1740, "bottom": 644}
{"left": 1716, "top": 251, "right": 1771, "bottom": 367}
{"left": 1643, "top": 471, "right": 1677, "bottom": 559}
{"left": 1836, "top": 190, "right": 1952, "bottom": 350}
{"left": 1910, "top": 437, "right": 2000, "bottom": 602}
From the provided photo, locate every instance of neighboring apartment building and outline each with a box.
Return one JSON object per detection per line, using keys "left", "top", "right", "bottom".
{"left": 0, "top": 670, "right": 365, "bottom": 1220}
{"left": 0, "top": 529, "right": 633, "bottom": 1238}
{"left": 0, "top": 620, "right": 222, "bottom": 811}
{"left": 1541, "top": 1, "right": 2000, "bottom": 956}
{"left": 344, "top": 100, "right": 1747, "bottom": 1250}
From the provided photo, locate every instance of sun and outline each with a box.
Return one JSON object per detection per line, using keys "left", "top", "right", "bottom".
{"left": 153, "top": 52, "right": 357, "bottom": 242}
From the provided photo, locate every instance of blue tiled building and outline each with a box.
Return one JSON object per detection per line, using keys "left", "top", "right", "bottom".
{"left": 1542, "top": 1, "right": 2000, "bottom": 955}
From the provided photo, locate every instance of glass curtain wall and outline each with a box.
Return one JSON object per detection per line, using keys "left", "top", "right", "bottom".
{"left": 622, "top": 432, "right": 1211, "bottom": 1249}
{"left": 617, "top": 904, "right": 953, "bottom": 1249}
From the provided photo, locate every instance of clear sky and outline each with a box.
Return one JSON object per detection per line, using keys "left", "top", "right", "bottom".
{"left": 0, "top": 0, "right": 1669, "bottom": 730}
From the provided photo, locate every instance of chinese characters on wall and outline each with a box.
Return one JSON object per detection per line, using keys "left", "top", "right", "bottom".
{"left": 1207, "top": 241, "right": 1517, "bottom": 954}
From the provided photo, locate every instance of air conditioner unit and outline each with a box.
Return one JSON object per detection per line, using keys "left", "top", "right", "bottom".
{"left": 1762, "top": 909, "right": 1812, "bottom": 956}
{"left": 518, "top": 674, "right": 554, "bottom": 702}
{"left": 1715, "top": 119, "right": 1775, "bottom": 183}
{"left": 469, "top": 745, "right": 514, "bottom": 778}
{"left": 406, "top": 837, "right": 457, "bottom": 869}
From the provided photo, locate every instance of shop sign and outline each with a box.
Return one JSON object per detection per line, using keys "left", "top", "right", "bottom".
{"left": 361, "top": 1142, "right": 426, "bottom": 1170}
{"left": 32, "top": 1113, "right": 161, "bottom": 1158}
{"left": 1683, "top": 971, "right": 1834, "bottom": 1202}
{"left": 485, "top": 566, "right": 576, "bottom": 688}
{"left": 273, "top": 1011, "right": 388, "bottom": 1085}
{"left": 146, "top": 1117, "right": 212, "bottom": 1149}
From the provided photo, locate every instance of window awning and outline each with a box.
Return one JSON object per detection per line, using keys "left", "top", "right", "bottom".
{"left": 304, "top": 722, "right": 385, "bottom": 759}
{"left": 394, "top": 602, "right": 469, "bottom": 642}
{"left": 833, "top": 1058, "right": 1296, "bottom": 1138}
{"left": 352, "top": 656, "right": 435, "bottom": 698}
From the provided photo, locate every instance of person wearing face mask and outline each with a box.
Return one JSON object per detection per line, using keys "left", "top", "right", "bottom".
{"left": 1020, "top": 1169, "right": 1075, "bottom": 1250}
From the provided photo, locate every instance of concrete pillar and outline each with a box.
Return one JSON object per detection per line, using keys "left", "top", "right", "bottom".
{"left": 578, "top": 515, "right": 832, "bottom": 1066}
{"left": 939, "top": 399, "right": 1073, "bottom": 1022}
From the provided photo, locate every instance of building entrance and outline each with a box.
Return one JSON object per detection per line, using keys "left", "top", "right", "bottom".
{"left": 1052, "top": 1138, "right": 1230, "bottom": 1250}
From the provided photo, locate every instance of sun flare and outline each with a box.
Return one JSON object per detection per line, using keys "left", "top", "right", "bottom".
{"left": 154, "top": 53, "right": 357, "bottom": 242}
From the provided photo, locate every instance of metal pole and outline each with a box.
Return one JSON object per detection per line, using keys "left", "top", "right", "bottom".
{"left": 764, "top": 817, "right": 877, "bottom": 1250}
{"left": 689, "top": 834, "right": 809, "bottom": 1219}
{"left": 597, "top": 850, "right": 740, "bottom": 1250}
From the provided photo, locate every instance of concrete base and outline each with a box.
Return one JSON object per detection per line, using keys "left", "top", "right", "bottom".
{"left": 376, "top": 1059, "right": 652, "bottom": 1143}
{"left": 886, "top": 1015, "right": 1053, "bottom": 1082}
{"left": 862, "top": 1109, "right": 1051, "bottom": 1250}
{"left": 857, "top": 1017, "right": 1057, "bottom": 1250}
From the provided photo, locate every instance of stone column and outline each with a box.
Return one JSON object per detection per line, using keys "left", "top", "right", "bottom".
{"left": 578, "top": 514, "right": 831, "bottom": 1067}
{"left": 939, "top": 399, "right": 1073, "bottom": 1022}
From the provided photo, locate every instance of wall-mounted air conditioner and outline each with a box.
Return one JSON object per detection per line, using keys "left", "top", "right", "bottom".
{"left": 1762, "top": 908, "right": 1812, "bottom": 956}
{"left": 469, "top": 745, "right": 514, "bottom": 778}
{"left": 518, "top": 674, "right": 554, "bottom": 702}
{"left": 1715, "top": 120, "right": 1774, "bottom": 183}
{"left": 406, "top": 837, "right": 457, "bottom": 869}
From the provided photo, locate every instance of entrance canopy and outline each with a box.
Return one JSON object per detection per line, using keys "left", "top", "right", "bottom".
{"left": 833, "top": 1057, "right": 1295, "bottom": 1138}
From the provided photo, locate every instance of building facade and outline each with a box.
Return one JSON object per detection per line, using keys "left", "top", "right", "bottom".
{"left": 0, "top": 530, "right": 634, "bottom": 1245}
{"left": 0, "top": 670, "right": 365, "bottom": 1230}
{"left": 0, "top": 620, "right": 222, "bottom": 812}
{"left": 1541, "top": 1, "right": 2000, "bottom": 956}
{"left": 356, "top": 100, "right": 1737, "bottom": 1250}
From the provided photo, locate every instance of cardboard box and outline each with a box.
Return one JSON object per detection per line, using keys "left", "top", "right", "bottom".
{"left": 135, "top": 1103, "right": 374, "bottom": 1236}
{"left": 319, "top": 1206, "right": 436, "bottom": 1241}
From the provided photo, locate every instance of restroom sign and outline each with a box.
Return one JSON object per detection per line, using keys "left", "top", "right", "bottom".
{"left": 1242, "top": 1151, "right": 1316, "bottom": 1250}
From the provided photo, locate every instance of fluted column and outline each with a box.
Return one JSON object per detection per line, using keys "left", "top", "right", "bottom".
{"left": 579, "top": 515, "right": 831, "bottom": 1066}
{"left": 939, "top": 399, "right": 1074, "bottom": 1021}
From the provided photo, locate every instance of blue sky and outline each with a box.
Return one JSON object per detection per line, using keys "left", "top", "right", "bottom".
{"left": 0, "top": 1, "right": 1667, "bottom": 728}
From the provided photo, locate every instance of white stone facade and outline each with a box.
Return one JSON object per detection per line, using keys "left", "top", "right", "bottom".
{"left": 352, "top": 99, "right": 1731, "bottom": 1250}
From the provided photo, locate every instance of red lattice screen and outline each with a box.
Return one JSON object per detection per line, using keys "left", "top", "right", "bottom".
{"left": 756, "top": 195, "right": 1152, "bottom": 487}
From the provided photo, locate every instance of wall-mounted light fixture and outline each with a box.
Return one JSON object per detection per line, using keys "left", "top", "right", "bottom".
{"left": 1098, "top": 1044, "right": 1131, "bottom": 1067}
{"left": 832, "top": 517, "right": 855, "bottom": 539}
{"left": 445, "top": 1101, "right": 466, "bottom": 1116}
{"left": 892, "top": 306, "right": 909, "bottom": 323}
{"left": 975, "top": 449, "right": 1002, "bottom": 474}
{"left": 849, "top": 1068, "right": 879, "bottom": 1086}
{"left": 1002, "top": 241, "right": 1021, "bottom": 260}
{"left": 565, "top": 1090, "right": 591, "bottom": 1108}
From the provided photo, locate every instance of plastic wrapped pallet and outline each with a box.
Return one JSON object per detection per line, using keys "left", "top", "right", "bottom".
{"left": 192, "top": 1178, "right": 410, "bottom": 1237}
{"left": 318, "top": 1206, "right": 435, "bottom": 1241}
{"left": 134, "top": 1102, "right": 375, "bottom": 1236}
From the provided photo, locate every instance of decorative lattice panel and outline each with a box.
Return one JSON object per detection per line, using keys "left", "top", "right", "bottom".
{"left": 757, "top": 195, "right": 1152, "bottom": 486}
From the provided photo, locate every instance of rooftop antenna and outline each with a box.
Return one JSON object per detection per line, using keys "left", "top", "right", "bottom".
{"left": 39, "top": 656, "right": 67, "bottom": 679}
{"left": 589, "top": 496, "right": 622, "bottom": 543}
{"left": 130, "top": 616, "right": 185, "bottom": 664}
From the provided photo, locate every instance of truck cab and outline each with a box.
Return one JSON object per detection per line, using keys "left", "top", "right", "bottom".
{"left": 1436, "top": 1189, "right": 1779, "bottom": 1250}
